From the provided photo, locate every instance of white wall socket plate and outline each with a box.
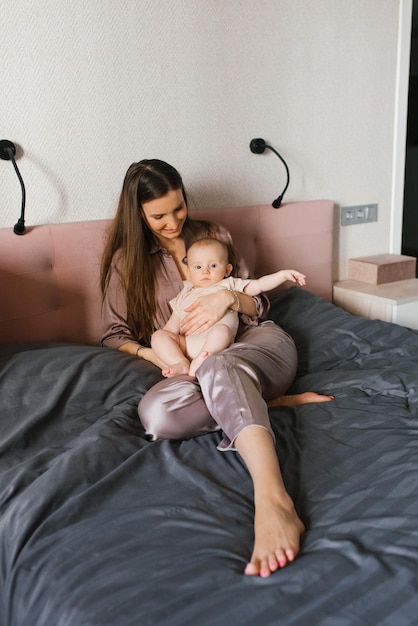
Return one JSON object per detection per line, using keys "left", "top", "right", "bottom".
{"left": 341, "top": 204, "right": 378, "bottom": 226}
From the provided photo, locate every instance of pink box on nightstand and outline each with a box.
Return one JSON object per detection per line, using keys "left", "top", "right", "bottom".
{"left": 348, "top": 254, "right": 417, "bottom": 285}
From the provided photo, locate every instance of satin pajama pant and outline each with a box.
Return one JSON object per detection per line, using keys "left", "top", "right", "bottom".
{"left": 137, "top": 321, "right": 298, "bottom": 450}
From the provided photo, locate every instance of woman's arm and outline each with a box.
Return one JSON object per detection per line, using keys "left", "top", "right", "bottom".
{"left": 118, "top": 342, "right": 166, "bottom": 369}
{"left": 101, "top": 262, "right": 167, "bottom": 369}
{"left": 230, "top": 290, "right": 258, "bottom": 316}
{"left": 101, "top": 263, "right": 137, "bottom": 349}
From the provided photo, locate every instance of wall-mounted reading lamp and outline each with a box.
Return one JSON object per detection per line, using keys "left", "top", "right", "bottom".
{"left": 249, "top": 138, "right": 290, "bottom": 209}
{"left": 0, "top": 139, "right": 26, "bottom": 234}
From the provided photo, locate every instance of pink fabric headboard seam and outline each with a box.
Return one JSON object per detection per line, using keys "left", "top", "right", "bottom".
{"left": 0, "top": 201, "right": 334, "bottom": 345}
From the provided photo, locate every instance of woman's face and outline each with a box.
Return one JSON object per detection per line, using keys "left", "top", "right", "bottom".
{"left": 141, "top": 188, "right": 188, "bottom": 245}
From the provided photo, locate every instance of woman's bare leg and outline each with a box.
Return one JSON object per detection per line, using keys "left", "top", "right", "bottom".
{"left": 234, "top": 425, "right": 305, "bottom": 577}
{"left": 268, "top": 391, "right": 334, "bottom": 407}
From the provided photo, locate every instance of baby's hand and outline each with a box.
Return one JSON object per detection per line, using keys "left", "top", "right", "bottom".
{"left": 282, "top": 270, "right": 306, "bottom": 286}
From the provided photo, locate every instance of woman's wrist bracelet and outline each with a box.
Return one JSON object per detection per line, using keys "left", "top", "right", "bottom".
{"left": 229, "top": 290, "right": 240, "bottom": 313}
{"left": 135, "top": 344, "right": 145, "bottom": 357}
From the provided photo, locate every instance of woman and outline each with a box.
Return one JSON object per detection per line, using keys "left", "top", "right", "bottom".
{"left": 101, "top": 159, "right": 330, "bottom": 578}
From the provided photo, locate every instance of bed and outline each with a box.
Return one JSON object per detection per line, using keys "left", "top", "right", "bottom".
{"left": 1, "top": 201, "right": 418, "bottom": 626}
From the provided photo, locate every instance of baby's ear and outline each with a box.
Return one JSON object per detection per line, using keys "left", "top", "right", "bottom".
{"left": 225, "top": 263, "right": 233, "bottom": 277}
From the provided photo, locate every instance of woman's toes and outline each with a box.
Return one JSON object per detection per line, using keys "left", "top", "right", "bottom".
{"left": 285, "top": 548, "right": 295, "bottom": 562}
{"left": 274, "top": 549, "right": 287, "bottom": 568}
{"left": 268, "top": 556, "right": 280, "bottom": 572}
{"left": 259, "top": 559, "right": 271, "bottom": 578}
{"left": 244, "top": 561, "right": 259, "bottom": 576}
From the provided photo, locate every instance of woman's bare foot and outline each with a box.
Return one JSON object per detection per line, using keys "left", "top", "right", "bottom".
{"left": 162, "top": 359, "right": 190, "bottom": 378}
{"left": 188, "top": 351, "right": 211, "bottom": 377}
{"left": 268, "top": 391, "right": 334, "bottom": 408}
{"left": 234, "top": 426, "right": 305, "bottom": 578}
{"left": 244, "top": 493, "right": 305, "bottom": 578}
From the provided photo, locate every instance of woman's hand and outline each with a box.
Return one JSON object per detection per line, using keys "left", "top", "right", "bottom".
{"left": 137, "top": 347, "right": 167, "bottom": 370}
{"left": 119, "top": 342, "right": 166, "bottom": 370}
{"left": 180, "top": 290, "right": 233, "bottom": 336}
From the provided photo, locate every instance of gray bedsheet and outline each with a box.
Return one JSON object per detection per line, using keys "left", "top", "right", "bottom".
{"left": 1, "top": 287, "right": 418, "bottom": 626}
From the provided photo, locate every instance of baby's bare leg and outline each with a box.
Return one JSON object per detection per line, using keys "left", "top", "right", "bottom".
{"left": 188, "top": 325, "right": 234, "bottom": 377}
{"left": 188, "top": 352, "right": 211, "bottom": 378}
{"left": 151, "top": 329, "right": 190, "bottom": 378}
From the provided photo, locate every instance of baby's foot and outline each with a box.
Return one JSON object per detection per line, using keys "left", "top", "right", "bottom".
{"left": 244, "top": 495, "right": 305, "bottom": 578}
{"left": 162, "top": 360, "right": 190, "bottom": 378}
{"left": 188, "top": 351, "right": 211, "bottom": 377}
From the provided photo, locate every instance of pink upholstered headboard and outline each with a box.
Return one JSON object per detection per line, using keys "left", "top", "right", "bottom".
{"left": 0, "top": 201, "right": 334, "bottom": 345}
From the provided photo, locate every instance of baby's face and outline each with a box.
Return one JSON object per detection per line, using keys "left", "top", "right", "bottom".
{"left": 187, "top": 244, "right": 232, "bottom": 287}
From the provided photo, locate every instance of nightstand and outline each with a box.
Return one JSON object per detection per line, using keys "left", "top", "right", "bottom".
{"left": 333, "top": 278, "right": 418, "bottom": 330}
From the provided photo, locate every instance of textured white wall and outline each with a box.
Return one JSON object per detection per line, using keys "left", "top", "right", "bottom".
{"left": 0, "top": 0, "right": 403, "bottom": 278}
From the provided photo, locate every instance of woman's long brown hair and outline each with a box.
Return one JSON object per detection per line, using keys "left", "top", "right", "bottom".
{"left": 100, "top": 159, "right": 220, "bottom": 345}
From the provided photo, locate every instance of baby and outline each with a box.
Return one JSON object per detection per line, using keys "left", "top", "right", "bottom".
{"left": 151, "top": 238, "right": 306, "bottom": 377}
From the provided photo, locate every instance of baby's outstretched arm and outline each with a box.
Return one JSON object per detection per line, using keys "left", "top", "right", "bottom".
{"left": 244, "top": 269, "right": 306, "bottom": 296}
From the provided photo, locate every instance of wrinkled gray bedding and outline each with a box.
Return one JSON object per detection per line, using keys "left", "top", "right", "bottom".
{"left": 1, "top": 287, "right": 418, "bottom": 626}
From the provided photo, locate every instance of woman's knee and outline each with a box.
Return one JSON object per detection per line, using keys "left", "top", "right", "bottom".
{"left": 197, "top": 325, "right": 297, "bottom": 399}
{"left": 137, "top": 375, "right": 217, "bottom": 440}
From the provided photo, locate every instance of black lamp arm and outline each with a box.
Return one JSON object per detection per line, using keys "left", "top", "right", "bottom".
{"left": 11, "top": 153, "right": 26, "bottom": 234}
{"left": 265, "top": 144, "right": 290, "bottom": 208}
{"left": 0, "top": 140, "right": 26, "bottom": 234}
{"left": 249, "top": 138, "right": 290, "bottom": 209}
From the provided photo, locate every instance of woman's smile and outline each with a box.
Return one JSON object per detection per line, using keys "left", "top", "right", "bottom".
{"left": 141, "top": 189, "right": 187, "bottom": 244}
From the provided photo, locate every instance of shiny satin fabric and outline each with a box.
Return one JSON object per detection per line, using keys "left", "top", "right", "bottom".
{"left": 138, "top": 321, "right": 297, "bottom": 449}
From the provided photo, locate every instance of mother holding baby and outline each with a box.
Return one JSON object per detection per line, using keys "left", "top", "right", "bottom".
{"left": 100, "top": 158, "right": 330, "bottom": 578}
